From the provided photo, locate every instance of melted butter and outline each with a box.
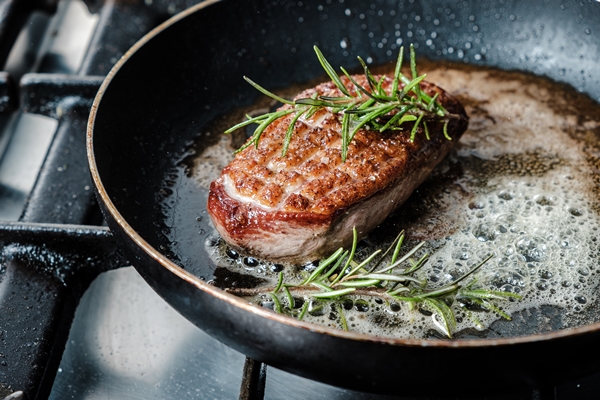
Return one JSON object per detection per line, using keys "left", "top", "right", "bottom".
{"left": 193, "top": 62, "right": 600, "bottom": 339}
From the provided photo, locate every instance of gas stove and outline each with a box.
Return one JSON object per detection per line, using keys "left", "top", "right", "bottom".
{"left": 0, "top": 1, "right": 599, "bottom": 399}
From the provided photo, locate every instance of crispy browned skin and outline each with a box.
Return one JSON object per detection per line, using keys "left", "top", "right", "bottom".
{"left": 208, "top": 75, "right": 468, "bottom": 262}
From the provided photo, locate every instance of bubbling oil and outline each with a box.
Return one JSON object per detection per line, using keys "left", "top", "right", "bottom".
{"left": 190, "top": 63, "right": 600, "bottom": 339}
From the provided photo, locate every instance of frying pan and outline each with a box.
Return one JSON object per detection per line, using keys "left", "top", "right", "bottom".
{"left": 87, "top": 0, "right": 600, "bottom": 396}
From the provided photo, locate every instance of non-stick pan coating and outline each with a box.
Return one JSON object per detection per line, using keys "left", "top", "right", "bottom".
{"left": 88, "top": 0, "right": 600, "bottom": 395}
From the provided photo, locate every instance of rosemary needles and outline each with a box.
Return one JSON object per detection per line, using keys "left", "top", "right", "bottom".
{"left": 225, "top": 44, "right": 459, "bottom": 161}
{"left": 263, "top": 228, "right": 521, "bottom": 338}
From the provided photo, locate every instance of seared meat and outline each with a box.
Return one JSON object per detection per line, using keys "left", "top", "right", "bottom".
{"left": 208, "top": 75, "right": 468, "bottom": 263}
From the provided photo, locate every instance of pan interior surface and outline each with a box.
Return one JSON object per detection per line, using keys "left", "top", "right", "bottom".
{"left": 90, "top": 0, "right": 600, "bottom": 346}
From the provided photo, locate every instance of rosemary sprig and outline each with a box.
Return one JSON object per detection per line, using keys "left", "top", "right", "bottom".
{"left": 225, "top": 44, "right": 460, "bottom": 161}
{"left": 262, "top": 228, "right": 521, "bottom": 338}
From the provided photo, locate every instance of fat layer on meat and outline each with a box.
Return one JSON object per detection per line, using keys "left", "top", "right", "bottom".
{"left": 208, "top": 75, "right": 468, "bottom": 263}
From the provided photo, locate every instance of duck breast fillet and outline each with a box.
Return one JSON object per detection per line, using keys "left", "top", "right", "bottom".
{"left": 208, "top": 75, "right": 468, "bottom": 263}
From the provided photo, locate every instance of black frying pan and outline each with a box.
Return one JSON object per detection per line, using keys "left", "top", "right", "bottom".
{"left": 87, "top": 0, "right": 600, "bottom": 396}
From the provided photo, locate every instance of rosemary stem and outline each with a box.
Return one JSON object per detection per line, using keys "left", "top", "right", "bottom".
{"left": 416, "top": 284, "right": 460, "bottom": 299}
{"left": 225, "top": 286, "right": 391, "bottom": 298}
{"left": 303, "top": 247, "right": 344, "bottom": 285}
{"left": 269, "top": 293, "right": 282, "bottom": 314}
{"left": 322, "top": 250, "right": 348, "bottom": 281}
{"left": 312, "top": 288, "right": 356, "bottom": 299}
{"left": 243, "top": 76, "right": 294, "bottom": 105}
{"left": 283, "top": 286, "right": 294, "bottom": 309}
{"left": 448, "top": 254, "right": 494, "bottom": 286}
{"left": 311, "top": 282, "right": 333, "bottom": 292}
{"left": 298, "top": 301, "right": 309, "bottom": 320}
{"left": 337, "top": 279, "right": 382, "bottom": 288}
{"left": 273, "top": 271, "right": 284, "bottom": 293}
{"left": 367, "top": 230, "right": 405, "bottom": 273}
{"left": 339, "top": 250, "right": 382, "bottom": 282}
{"left": 376, "top": 241, "right": 425, "bottom": 274}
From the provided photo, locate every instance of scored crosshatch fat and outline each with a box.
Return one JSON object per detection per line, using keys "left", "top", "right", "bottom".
{"left": 207, "top": 51, "right": 469, "bottom": 262}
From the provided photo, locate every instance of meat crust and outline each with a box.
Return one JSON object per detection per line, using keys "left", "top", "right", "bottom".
{"left": 208, "top": 75, "right": 468, "bottom": 263}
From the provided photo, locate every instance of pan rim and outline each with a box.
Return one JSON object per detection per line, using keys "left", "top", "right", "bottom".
{"left": 86, "top": 0, "right": 600, "bottom": 349}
